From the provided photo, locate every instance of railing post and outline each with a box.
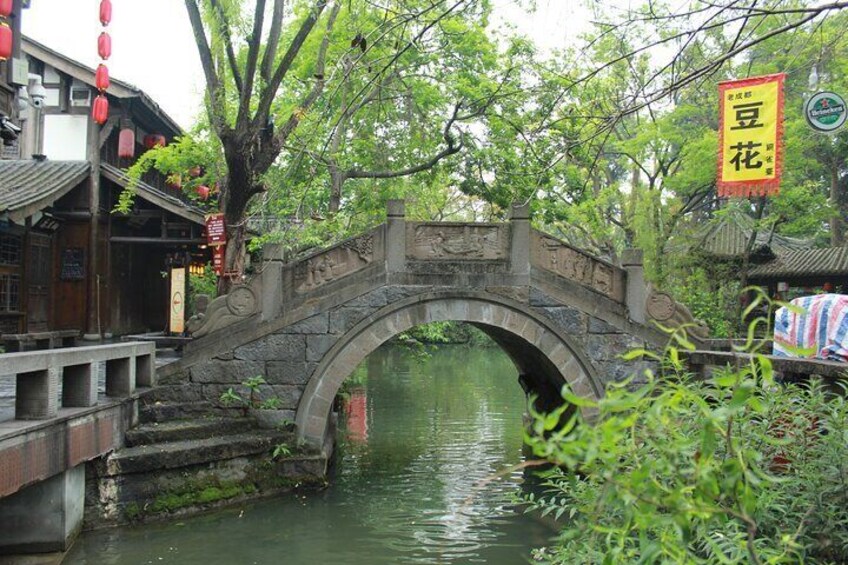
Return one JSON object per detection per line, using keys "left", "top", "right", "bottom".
{"left": 261, "top": 244, "right": 285, "bottom": 322}
{"left": 386, "top": 199, "right": 406, "bottom": 275}
{"left": 621, "top": 248, "right": 646, "bottom": 324}
{"left": 510, "top": 202, "right": 531, "bottom": 276}
{"left": 16, "top": 368, "right": 59, "bottom": 419}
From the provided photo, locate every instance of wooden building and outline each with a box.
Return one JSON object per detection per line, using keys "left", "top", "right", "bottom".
{"left": 0, "top": 36, "right": 207, "bottom": 338}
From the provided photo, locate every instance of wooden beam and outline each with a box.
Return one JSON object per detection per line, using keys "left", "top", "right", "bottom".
{"left": 110, "top": 237, "right": 206, "bottom": 245}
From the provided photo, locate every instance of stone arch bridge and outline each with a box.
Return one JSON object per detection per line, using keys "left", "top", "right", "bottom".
{"left": 160, "top": 201, "right": 690, "bottom": 447}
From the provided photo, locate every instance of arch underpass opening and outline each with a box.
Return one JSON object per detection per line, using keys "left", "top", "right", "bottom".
{"left": 295, "top": 291, "right": 602, "bottom": 447}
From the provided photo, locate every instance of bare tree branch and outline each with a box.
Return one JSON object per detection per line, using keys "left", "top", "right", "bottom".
{"left": 209, "top": 0, "right": 244, "bottom": 94}
{"left": 261, "top": 0, "right": 287, "bottom": 83}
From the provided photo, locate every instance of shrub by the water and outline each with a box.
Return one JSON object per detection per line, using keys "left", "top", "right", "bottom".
{"left": 525, "top": 328, "right": 848, "bottom": 563}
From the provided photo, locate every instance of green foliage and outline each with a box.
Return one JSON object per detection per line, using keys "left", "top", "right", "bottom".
{"left": 219, "top": 375, "right": 282, "bottom": 411}
{"left": 668, "top": 267, "right": 741, "bottom": 338}
{"left": 114, "top": 131, "right": 223, "bottom": 214}
{"left": 272, "top": 442, "right": 292, "bottom": 459}
{"left": 188, "top": 263, "right": 218, "bottom": 315}
{"left": 525, "top": 317, "right": 848, "bottom": 563}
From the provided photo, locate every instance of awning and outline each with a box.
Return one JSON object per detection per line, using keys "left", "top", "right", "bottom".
{"left": 101, "top": 163, "right": 205, "bottom": 226}
{"left": 0, "top": 160, "right": 90, "bottom": 224}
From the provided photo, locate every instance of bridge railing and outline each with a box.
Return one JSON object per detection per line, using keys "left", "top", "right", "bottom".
{"left": 0, "top": 342, "right": 155, "bottom": 420}
{"left": 529, "top": 229, "right": 627, "bottom": 303}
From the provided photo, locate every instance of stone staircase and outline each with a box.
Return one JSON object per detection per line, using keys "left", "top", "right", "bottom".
{"left": 83, "top": 392, "right": 330, "bottom": 527}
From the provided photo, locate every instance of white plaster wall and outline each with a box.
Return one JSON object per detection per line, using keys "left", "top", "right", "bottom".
{"left": 43, "top": 114, "right": 88, "bottom": 160}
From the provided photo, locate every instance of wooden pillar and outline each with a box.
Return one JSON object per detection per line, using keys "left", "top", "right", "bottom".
{"left": 84, "top": 100, "right": 101, "bottom": 340}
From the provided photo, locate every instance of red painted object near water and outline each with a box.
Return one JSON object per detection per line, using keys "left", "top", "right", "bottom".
{"left": 345, "top": 388, "right": 369, "bottom": 443}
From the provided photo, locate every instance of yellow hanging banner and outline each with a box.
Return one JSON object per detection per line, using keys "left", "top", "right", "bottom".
{"left": 717, "top": 73, "right": 785, "bottom": 197}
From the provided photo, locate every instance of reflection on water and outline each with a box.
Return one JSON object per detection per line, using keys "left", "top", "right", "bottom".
{"left": 64, "top": 345, "right": 555, "bottom": 564}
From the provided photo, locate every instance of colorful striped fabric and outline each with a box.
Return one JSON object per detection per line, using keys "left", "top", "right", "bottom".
{"left": 773, "top": 294, "right": 848, "bottom": 362}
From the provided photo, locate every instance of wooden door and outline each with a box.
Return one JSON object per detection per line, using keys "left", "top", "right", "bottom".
{"left": 27, "top": 232, "right": 52, "bottom": 332}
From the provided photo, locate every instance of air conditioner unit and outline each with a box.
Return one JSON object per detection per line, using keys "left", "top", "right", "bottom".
{"left": 70, "top": 86, "right": 91, "bottom": 107}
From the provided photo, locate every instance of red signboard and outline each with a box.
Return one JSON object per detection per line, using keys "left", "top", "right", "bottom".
{"left": 205, "top": 213, "right": 226, "bottom": 246}
{"left": 212, "top": 245, "right": 225, "bottom": 276}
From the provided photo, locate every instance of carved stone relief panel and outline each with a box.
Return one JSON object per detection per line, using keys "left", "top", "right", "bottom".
{"left": 531, "top": 232, "right": 622, "bottom": 300}
{"left": 406, "top": 223, "right": 508, "bottom": 261}
{"left": 294, "top": 234, "right": 374, "bottom": 293}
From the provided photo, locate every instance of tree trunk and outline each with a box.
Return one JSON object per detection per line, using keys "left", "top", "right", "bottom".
{"left": 831, "top": 163, "right": 843, "bottom": 246}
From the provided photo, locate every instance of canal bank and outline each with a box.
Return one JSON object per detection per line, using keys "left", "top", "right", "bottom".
{"left": 63, "top": 345, "right": 557, "bottom": 564}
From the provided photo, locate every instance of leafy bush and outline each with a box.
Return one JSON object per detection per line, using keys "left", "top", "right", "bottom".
{"left": 189, "top": 263, "right": 217, "bottom": 315}
{"left": 525, "top": 326, "right": 848, "bottom": 563}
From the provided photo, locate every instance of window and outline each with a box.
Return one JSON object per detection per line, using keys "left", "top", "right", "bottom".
{"left": 0, "top": 273, "right": 20, "bottom": 312}
{"left": 0, "top": 234, "right": 21, "bottom": 266}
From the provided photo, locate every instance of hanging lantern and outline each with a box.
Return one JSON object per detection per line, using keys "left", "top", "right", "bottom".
{"left": 92, "top": 94, "right": 109, "bottom": 124}
{"left": 98, "top": 32, "right": 111, "bottom": 60}
{"left": 118, "top": 128, "right": 135, "bottom": 158}
{"left": 99, "top": 0, "right": 112, "bottom": 26}
{"left": 196, "top": 185, "right": 210, "bottom": 201}
{"left": 95, "top": 64, "right": 110, "bottom": 91}
{"left": 0, "top": 0, "right": 12, "bottom": 18}
{"left": 0, "top": 23, "right": 11, "bottom": 61}
{"left": 143, "top": 134, "right": 166, "bottom": 149}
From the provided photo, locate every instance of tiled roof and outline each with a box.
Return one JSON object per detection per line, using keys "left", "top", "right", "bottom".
{"left": 0, "top": 160, "right": 90, "bottom": 223}
{"left": 695, "top": 211, "right": 811, "bottom": 259}
{"left": 749, "top": 247, "right": 848, "bottom": 280}
{"left": 101, "top": 164, "right": 205, "bottom": 226}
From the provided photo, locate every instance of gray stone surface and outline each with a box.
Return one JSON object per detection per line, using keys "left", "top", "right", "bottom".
{"left": 191, "top": 360, "right": 265, "bottom": 384}
{"left": 589, "top": 317, "right": 619, "bottom": 334}
{"left": 234, "top": 334, "right": 306, "bottom": 362}
{"left": 539, "top": 306, "right": 588, "bottom": 334}
{"left": 329, "top": 308, "right": 372, "bottom": 335}
{"left": 266, "top": 361, "right": 317, "bottom": 385}
{"left": 0, "top": 464, "right": 84, "bottom": 553}
{"left": 279, "top": 314, "right": 329, "bottom": 335}
{"left": 306, "top": 335, "right": 338, "bottom": 362}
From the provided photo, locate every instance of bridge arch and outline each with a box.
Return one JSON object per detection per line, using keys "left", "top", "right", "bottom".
{"left": 296, "top": 290, "right": 603, "bottom": 446}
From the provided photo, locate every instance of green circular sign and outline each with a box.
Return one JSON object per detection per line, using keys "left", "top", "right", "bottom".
{"left": 805, "top": 91, "right": 847, "bottom": 132}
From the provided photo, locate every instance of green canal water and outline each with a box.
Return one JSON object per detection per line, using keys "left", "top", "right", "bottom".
{"left": 64, "top": 345, "right": 556, "bottom": 564}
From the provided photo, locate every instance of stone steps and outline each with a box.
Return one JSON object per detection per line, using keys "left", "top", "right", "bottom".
{"left": 106, "top": 430, "right": 288, "bottom": 476}
{"left": 124, "top": 417, "right": 256, "bottom": 447}
{"left": 139, "top": 401, "right": 220, "bottom": 423}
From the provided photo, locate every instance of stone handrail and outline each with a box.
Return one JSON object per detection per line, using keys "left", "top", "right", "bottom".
{"left": 286, "top": 227, "right": 382, "bottom": 296}
{"left": 1, "top": 342, "right": 155, "bottom": 420}
{"left": 530, "top": 229, "right": 626, "bottom": 303}
{"left": 684, "top": 350, "right": 848, "bottom": 381}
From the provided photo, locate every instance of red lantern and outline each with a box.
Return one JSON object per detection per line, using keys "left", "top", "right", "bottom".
{"left": 98, "top": 32, "right": 111, "bottom": 60}
{"left": 143, "top": 134, "right": 166, "bottom": 149}
{"left": 118, "top": 128, "right": 135, "bottom": 158}
{"left": 92, "top": 95, "right": 109, "bottom": 125}
{"left": 196, "top": 185, "right": 210, "bottom": 201}
{"left": 95, "top": 64, "right": 110, "bottom": 92}
{"left": 99, "top": 0, "right": 112, "bottom": 26}
{"left": 0, "top": 0, "right": 12, "bottom": 18}
{"left": 0, "top": 24, "right": 11, "bottom": 61}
